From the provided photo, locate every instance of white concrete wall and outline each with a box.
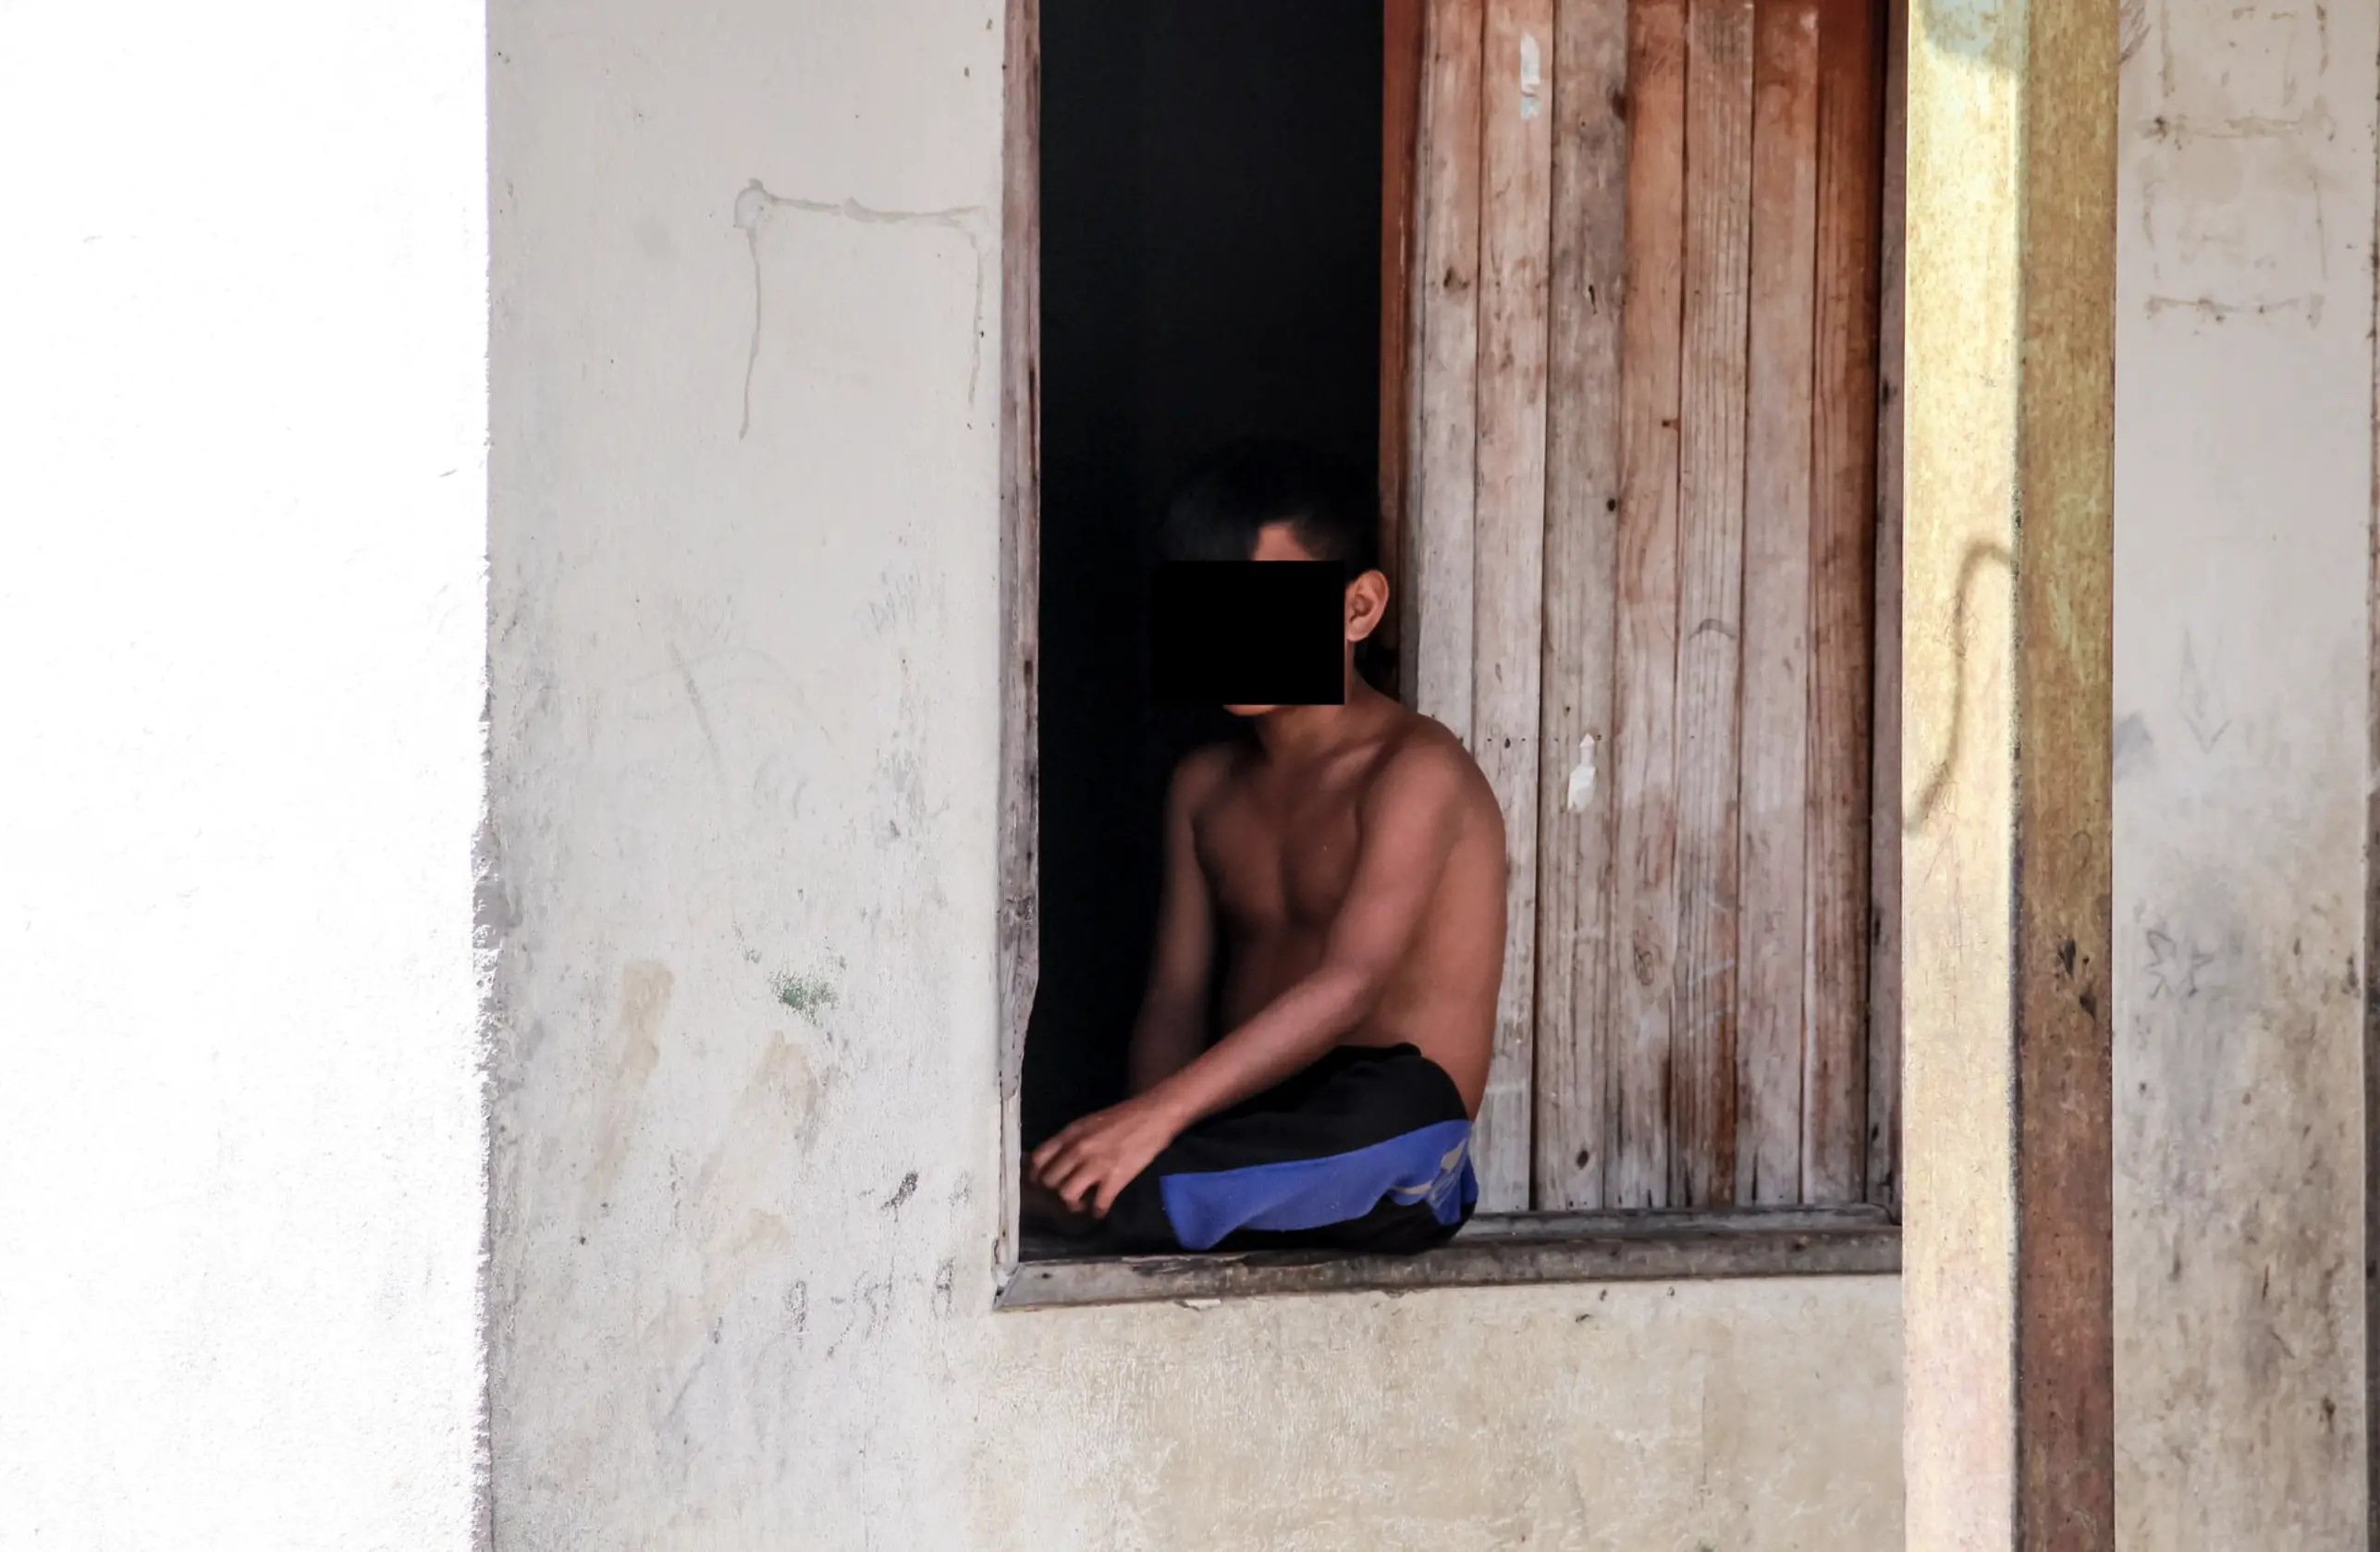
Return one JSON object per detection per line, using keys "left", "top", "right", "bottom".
{"left": 6, "top": 0, "right": 2369, "bottom": 1538}
{"left": 2114, "top": 0, "right": 2377, "bottom": 1544}
{"left": 10, "top": 0, "right": 2371, "bottom": 1541}
{"left": 483, "top": 0, "right": 1905, "bottom": 1546}
{"left": 0, "top": 2, "right": 491, "bottom": 1548}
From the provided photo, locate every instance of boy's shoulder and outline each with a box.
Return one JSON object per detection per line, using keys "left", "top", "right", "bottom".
{"left": 1167, "top": 704, "right": 1497, "bottom": 815}
{"left": 1368, "top": 708, "right": 1501, "bottom": 816}
{"left": 1169, "top": 737, "right": 1249, "bottom": 807}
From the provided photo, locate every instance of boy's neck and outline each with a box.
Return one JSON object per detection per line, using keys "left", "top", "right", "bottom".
{"left": 1249, "top": 671, "right": 1382, "bottom": 762}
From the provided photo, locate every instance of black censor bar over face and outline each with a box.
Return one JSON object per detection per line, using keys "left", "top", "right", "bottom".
{"left": 1148, "top": 561, "right": 1346, "bottom": 707}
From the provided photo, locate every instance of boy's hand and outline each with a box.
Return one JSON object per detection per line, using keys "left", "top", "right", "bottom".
{"left": 1029, "top": 1090, "right": 1185, "bottom": 1218}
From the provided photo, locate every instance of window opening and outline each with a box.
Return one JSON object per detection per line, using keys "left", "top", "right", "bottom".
{"left": 1006, "top": 0, "right": 1900, "bottom": 1294}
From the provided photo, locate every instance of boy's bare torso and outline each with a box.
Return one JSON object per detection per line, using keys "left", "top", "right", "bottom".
{"left": 1182, "top": 701, "right": 1505, "bottom": 1113}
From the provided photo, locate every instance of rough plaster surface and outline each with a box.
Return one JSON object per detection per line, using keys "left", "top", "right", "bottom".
{"left": 2113, "top": 0, "right": 2377, "bottom": 1544}
{"left": 0, "top": 1, "right": 491, "bottom": 1547}
{"left": 484, "top": 1, "right": 1906, "bottom": 1545}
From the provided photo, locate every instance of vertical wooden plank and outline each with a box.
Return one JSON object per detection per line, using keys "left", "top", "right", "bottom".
{"left": 1803, "top": 0, "right": 1883, "bottom": 1202}
{"left": 1406, "top": 0, "right": 1487, "bottom": 730}
{"left": 1734, "top": 0, "right": 1818, "bottom": 1205}
{"left": 1607, "top": 0, "right": 1688, "bottom": 1208}
{"left": 996, "top": 0, "right": 1042, "bottom": 1271}
{"left": 1531, "top": 0, "right": 1630, "bottom": 1210}
{"left": 1866, "top": 0, "right": 1905, "bottom": 1213}
{"left": 1380, "top": 0, "right": 1428, "bottom": 701}
{"left": 2009, "top": 0, "right": 2116, "bottom": 1529}
{"left": 2366, "top": 79, "right": 2380, "bottom": 1538}
{"left": 1469, "top": 0, "right": 1557, "bottom": 1211}
{"left": 1669, "top": 0, "right": 1755, "bottom": 1207}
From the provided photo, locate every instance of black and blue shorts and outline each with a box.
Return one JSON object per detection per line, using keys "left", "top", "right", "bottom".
{"left": 1100, "top": 1042, "right": 1479, "bottom": 1254}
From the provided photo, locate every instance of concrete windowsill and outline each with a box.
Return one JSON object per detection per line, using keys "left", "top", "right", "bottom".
{"left": 997, "top": 1203, "right": 1900, "bottom": 1311}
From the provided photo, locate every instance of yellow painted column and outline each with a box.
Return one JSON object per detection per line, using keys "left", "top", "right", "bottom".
{"left": 1901, "top": 0, "right": 2116, "bottom": 1543}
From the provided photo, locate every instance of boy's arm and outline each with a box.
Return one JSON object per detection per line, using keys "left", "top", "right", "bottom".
{"left": 1125, "top": 752, "right": 1222, "bottom": 1094}
{"left": 1147, "top": 743, "right": 1474, "bottom": 1121}
{"left": 1032, "top": 741, "right": 1482, "bottom": 1215}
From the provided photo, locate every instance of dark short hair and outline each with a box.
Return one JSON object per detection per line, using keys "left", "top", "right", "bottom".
{"left": 1158, "top": 439, "right": 1381, "bottom": 575}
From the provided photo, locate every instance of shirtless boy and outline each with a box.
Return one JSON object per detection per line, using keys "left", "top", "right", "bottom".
{"left": 1027, "top": 441, "right": 1507, "bottom": 1253}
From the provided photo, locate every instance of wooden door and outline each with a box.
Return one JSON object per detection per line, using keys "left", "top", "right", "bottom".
{"left": 1383, "top": 0, "right": 1889, "bottom": 1211}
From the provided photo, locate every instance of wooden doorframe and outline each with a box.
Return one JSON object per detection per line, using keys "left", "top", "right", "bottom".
{"left": 996, "top": 0, "right": 1041, "bottom": 1272}
{"left": 1380, "top": 0, "right": 1428, "bottom": 702}
{"left": 1867, "top": 0, "right": 1905, "bottom": 1215}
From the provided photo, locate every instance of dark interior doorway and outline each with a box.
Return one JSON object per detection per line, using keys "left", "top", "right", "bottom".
{"left": 1023, "top": 0, "right": 1384, "bottom": 1145}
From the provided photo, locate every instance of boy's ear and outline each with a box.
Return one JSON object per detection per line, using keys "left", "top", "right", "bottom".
{"left": 1343, "top": 568, "right": 1390, "bottom": 643}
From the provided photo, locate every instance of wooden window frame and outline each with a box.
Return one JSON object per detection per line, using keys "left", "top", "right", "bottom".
{"left": 995, "top": 0, "right": 1905, "bottom": 1309}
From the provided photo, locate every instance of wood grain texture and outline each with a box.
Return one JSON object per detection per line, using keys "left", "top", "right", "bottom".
{"left": 1468, "top": 0, "right": 1558, "bottom": 1211}
{"left": 1380, "top": 0, "right": 1428, "bottom": 702}
{"left": 2366, "top": 52, "right": 2380, "bottom": 1531}
{"left": 1804, "top": 0, "right": 1883, "bottom": 1202}
{"left": 1607, "top": 0, "right": 1688, "bottom": 1207}
{"left": 997, "top": 0, "right": 1042, "bottom": 1267}
{"left": 1867, "top": 0, "right": 1905, "bottom": 1213}
{"left": 1668, "top": 0, "right": 1755, "bottom": 1207}
{"left": 1531, "top": 0, "right": 1631, "bottom": 1210}
{"left": 2011, "top": 0, "right": 2116, "bottom": 1528}
{"left": 2369, "top": 8, "right": 2380, "bottom": 1527}
{"left": 1408, "top": 0, "right": 1488, "bottom": 731}
{"left": 1735, "top": 0, "right": 1819, "bottom": 1205}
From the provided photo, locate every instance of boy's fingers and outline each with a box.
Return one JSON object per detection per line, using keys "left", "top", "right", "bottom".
{"left": 1053, "top": 1152, "right": 1123, "bottom": 1213}
{"left": 1045, "top": 1154, "right": 1094, "bottom": 1205}
{"left": 1030, "top": 1123, "right": 1089, "bottom": 1177}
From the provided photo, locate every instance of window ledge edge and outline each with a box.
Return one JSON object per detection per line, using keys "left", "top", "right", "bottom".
{"left": 996, "top": 1205, "right": 1901, "bottom": 1312}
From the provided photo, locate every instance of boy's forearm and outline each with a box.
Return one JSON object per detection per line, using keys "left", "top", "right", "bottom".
{"left": 1145, "top": 965, "right": 1376, "bottom": 1128}
{"left": 1125, "top": 1008, "right": 1205, "bottom": 1094}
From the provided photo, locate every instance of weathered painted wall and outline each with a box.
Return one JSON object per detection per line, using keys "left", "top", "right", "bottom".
{"left": 2113, "top": 0, "right": 2377, "bottom": 1543}
{"left": 0, "top": 1, "right": 491, "bottom": 1546}
{"left": 6, "top": 0, "right": 2369, "bottom": 1539}
{"left": 484, "top": 1, "right": 1904, "bottom": 1546}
